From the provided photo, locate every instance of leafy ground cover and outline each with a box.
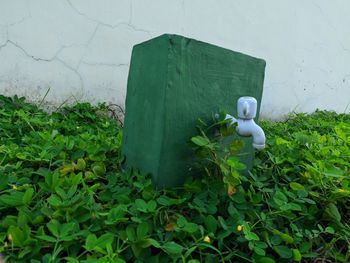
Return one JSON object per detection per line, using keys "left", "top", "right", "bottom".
{"left": 0, "top": 95, "right": 349, "bottom": 262}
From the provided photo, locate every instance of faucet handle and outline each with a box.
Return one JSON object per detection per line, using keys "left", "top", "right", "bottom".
{"left": 237, "top": 96, "right": 257, "bottom": 119}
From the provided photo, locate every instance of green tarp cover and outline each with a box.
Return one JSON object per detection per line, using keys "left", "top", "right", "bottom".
{"left": 122, "top": 34, "right": 266, "bottom": 188}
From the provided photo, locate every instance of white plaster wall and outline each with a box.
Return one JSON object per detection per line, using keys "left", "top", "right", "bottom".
{"left": 0, "top": 0, "right": 349, "bottom": 118}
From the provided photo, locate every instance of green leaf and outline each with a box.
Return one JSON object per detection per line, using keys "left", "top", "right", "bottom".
{"left": 132, "top": 239, "right": 158, "bottom": 257}
{"left": 47, "top": 220, "right": 60, "bottom": 238}
{"left": 22, "top": 188, "right": 34, "bottom": 205}
{"left": 106, "top": 206, "right": 128, "bottom": 224}
{"left": 0, "top": 175, "right": 8, "bottom": 191}
{"left": 205, "top": 215, "right": 217, "bottom": 234}
{"left": 126, "top": 225, "right": 136, "bottom": 242}
{"left": 245, "top": 231, "right": 260, "bottom": 241}
{"left": 92, "top": 163, "right": 106, "bottom": 176}
{"left": 64, "top": 257, "right": 80, "bottom": 263}
{"left": 273, "top": 191, "right": 288, "bottom": 206}
{"left": 137, "top": 222, "right": 149, "bottom": 239}
{"left": 8, "top": 225, "right": 25, "bottom": 247}
{"left": 85, "top": 233, "right": 114, "bottom": 253}
{"left": 254, "top": 246, "right": 266, "bottom": 256}
{"left": 162, "top": 241, "right": 183, "bottom": 255}
{"left": 218, "top": 216, "right": 228, "bottom": 230}
{"left": 325, "top": 203, "right": 341, "bottom": 222}
{"left": 0, "top": 191, "right": 25, "bottom": 206}
{"left": 272, "top": 230, "right": 294, "bottom": 244}
{"left": 280, "top": 203, "right": 301, "bottom": 211}
{"left": 147, "top": 238, "right": 161, "bottom": 248}
{"left": 276, "top": 137, "right": 289, "bottom": 145}
{"left": 47, "top": 194, "right": 62, "bottom": 207}
{"left": 18, "top": 246, "right": 32, "bottom": 259}
{"left": 183, "top": 222, "right": 199, "bottom": 233}
{"left": 176, "top": 216, "right": 187, "bottom": 228}
{"left": 97, "top": 233, "right": 114, "bottom": 249}
{"left": 67, "top": 185, "right": 77, "bottom": 198}
{"left": 70, "top": 173, "right": 82, "bottom": 185}
{"left": 229, "top": 139, "right": 244, "bottom": 153}
{"left": 325, "top": 226, "right": 335, "bottom": 234}
{"left": 147, "top": 200, "right": 157, "bottom": 212}
{"left": 184, "top": 179, "right": 202, "bottom": 193}
{"left": 32, "top": 215, "right": 44, "bottom": 225}
{"left": 135, "top": 199, "right": 148, "bottom": 212}
{"left": 85, "top": 234, "right": 97, "bottom": 250}
{"left": 37, "top": 235, "right": 57, "bottom": 242}
{"left": 280, "top": 233, "right": 294, "bottom": 244}
{"left": 256, "top": 257, "right": 276, "bottom": 263}
{"left": 60, "top": 222, "right": 75, "bottom": 238}
{"left": 45, "top": 172, "right": 60, "bottom": 192}
{"left": 242, "top": 222, "right": 259, "bottom": 241}
{"left": 191, "top": 136, "right": 210, "bottom": 147}
{"left": 156, "top": 196, "right": 170, "bottom": 206}
{"left": 324, "top": 166, "right": 344, "bottom": 178}
{"left": 76, "top": 158, "right": 86, "bottom": 170}
{"left": 274, "top": 245, "right": 293, "bottom": 258}
{"left": 292, "top": 248, "right": 302, "bottom": 261}
{"left": 289, "top": 182, "right": 304, "bottom": 191}
{"left": 156, "top": 196, "right": 186, "bottom": 206}
{"left": 226, "top": 156, "right": 245, "bottom": 170}
{"left": 299, "top": 241, "right": 312, "bottom": 253}
{"left": 16, "top": 152, "right": 27, "bottom": 160}
{"left": 131, "top": 242, "right": 144, "bottom": 257}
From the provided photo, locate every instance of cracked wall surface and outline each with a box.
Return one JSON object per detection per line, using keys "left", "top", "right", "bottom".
{"left": 0, "top": 0, "right": 349, "bottom": 118}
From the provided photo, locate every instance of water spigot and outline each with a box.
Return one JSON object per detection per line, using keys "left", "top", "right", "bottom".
{"left": 225, "top": 96, "right": 266, "bottom": 150}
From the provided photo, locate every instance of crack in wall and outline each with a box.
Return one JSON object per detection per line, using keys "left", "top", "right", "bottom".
{"left": 0, "top": 40, "right": 8, "bottom": 51}
{"left": 66, "top": 0, "right": 151, "bottom": 35}
{"left": 75, "top": 23, "right": 101, "bottom": 70}
{"left": 0, "top": 16, "right": 29, "bottom": 28}
{"left": 0, "top": 1, "right": 135, "bottom": 97}
{"left": 0, "top": 39, "right": 84, "bottom": 95}
{"left": 74, "top": 22, "right": 131, "bottom": 70}
{"left": 311, "top": 2, "right": 337, "bottom": 32}
{"left": 65, "top": 0, "right": 150, "bottom": 71}
{"left": 0, "top": 27, "right": 9, "bottom": 49}
{"left": 0, "top": 5, "right": 31, "bottom": 28}
{"left": 56, "top": 57, "right": 84, "bottom": 92}
{"left": 1, "top": 1, "right": 348, "bottom": 116}
{"left": 6, "top": 40, "right": 71, "bottom": 62}
{"left": 311, "top": 1, "right": 349, "bottom": 54}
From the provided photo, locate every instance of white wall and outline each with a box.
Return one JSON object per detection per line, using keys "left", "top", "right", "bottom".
{"left": 0, "top": 0, "right": 349, "bottom": 119}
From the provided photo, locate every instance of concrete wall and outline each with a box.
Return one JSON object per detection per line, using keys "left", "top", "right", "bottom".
{"left": 0, "top": 0, "right": 349, "bottom": 119}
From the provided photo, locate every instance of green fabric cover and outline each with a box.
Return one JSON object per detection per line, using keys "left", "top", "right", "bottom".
{"left": 122, "top": 34, "right": 266, "bottom": 188}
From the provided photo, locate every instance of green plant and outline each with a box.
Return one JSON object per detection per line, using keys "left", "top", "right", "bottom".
{"left": 255, "top": 111, "right": 350, "bottom": 262}
{"left": 190, "top": 110, "right": 350, "bottom": 262}
{"left": 0, "top": 95, "right": 349, "bottom": 262}
{"left": 190, "top": 114, "right": 246, "bottom": 195}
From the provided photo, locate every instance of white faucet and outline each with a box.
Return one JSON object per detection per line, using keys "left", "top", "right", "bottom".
{"left": 225, "top": 96, "right": 266, "bottom": 150}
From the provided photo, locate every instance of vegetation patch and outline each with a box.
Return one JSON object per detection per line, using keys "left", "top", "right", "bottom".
{"left": 0, "top": 95, "right": 349, "bottom": 262}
